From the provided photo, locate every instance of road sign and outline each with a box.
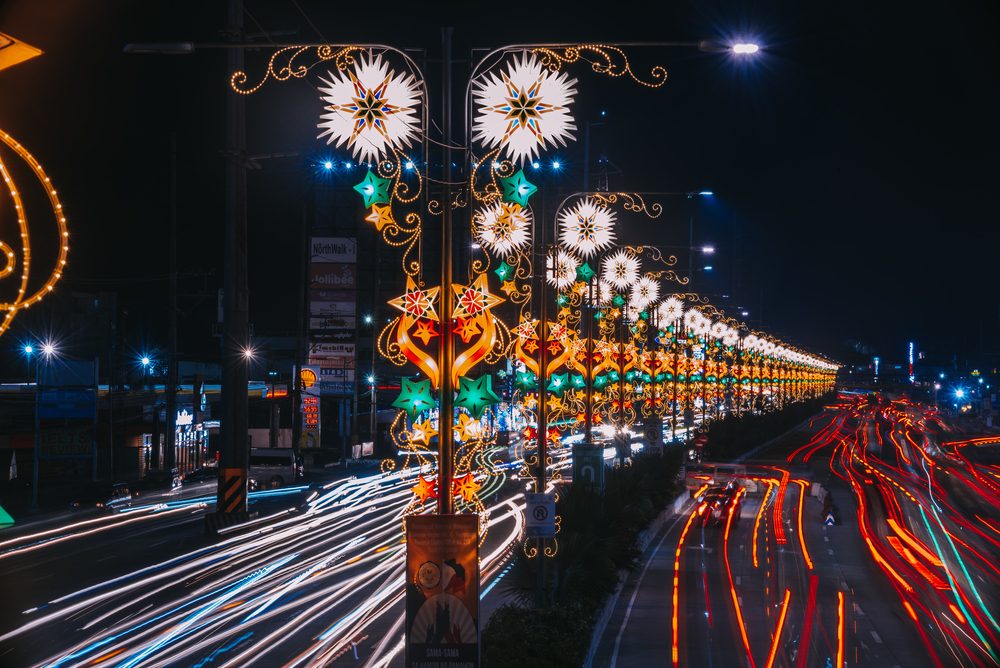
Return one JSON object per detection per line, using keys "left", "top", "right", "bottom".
{"left": 824, "top": 512, "right": 835, "bottom": 526}
{"left": 525, "top": 492, "right": 556, "bottom": 538}
{"left": 573, "top": 443, "right": 605, "bottom": 492}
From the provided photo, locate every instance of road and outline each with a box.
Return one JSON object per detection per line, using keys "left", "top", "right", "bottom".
{"left": 0, "top": 449, "right": 548, "bottom": 667}
{"left": 595, "top": 394, "right": 1000, "bottom": 667}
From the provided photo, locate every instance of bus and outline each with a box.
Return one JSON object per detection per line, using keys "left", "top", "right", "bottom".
{"left": 248, "top": 448, "right": 301, "bottom": 490}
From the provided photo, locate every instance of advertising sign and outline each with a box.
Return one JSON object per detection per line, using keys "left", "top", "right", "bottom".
{"left": 310, "top": 237, "right": 357, "bottom": 264}
{"left": 310, "top": 300, "right": 356, "bottom": 318}
{"left": 309, "top": 327, "right": 357, "bottom": 343}
{"left": 309, "top": 263, "right": 356, "bottom": 289}
{"left": 405, "top": 514, "right": 479, "bottom": 668}
{"left": 524, "top": 492, "right": 556, "bottom": 538}
{"left": 310, "top": 342, "right": 356, "bottom": 357}
{"left": 38, "top": 427, "right": 94, "bottom": 458}
{"left": 299, "top": 366, "right": 321, "bottom": 449}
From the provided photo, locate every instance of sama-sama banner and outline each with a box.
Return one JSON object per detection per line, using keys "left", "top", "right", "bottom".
{"left": 405, "top": 514, "right": 479, "bottom": 668}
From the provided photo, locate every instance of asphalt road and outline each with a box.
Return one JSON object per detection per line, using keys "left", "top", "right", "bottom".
{"left": 595, "top": 396, "right": 1000, "bottom": 667}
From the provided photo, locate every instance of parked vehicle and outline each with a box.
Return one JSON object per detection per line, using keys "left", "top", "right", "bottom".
{"left": 248, "top": 448, "right": 300, "bottom": 490}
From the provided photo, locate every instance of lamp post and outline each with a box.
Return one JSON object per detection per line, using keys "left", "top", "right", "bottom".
{"left": 29, "top": 341, "right": 58, "bottom": 510}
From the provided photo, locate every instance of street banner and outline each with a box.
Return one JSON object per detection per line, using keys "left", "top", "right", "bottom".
{"left": 405, "top": 514, "right": 479, "bottom": 668}
{"left": 310, "top": 237, "right": 357, "bottom": 263}
{"left": 299, "top": 366, "right": 321, "bottom": 449}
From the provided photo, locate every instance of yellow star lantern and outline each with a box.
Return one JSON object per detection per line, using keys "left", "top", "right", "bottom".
{"left": 452, "top": 473, "right": 481, "bottom": 503}
{"left": 454, "top": 413, "right": 482, "bottom": 442}
{"left": 388, "top": 276, "right": 441, "bottom": 387}
{"left": 409, "top": 419, "right": 438, "bottom": 447}
{"left": 364, "top": 202, "right": 396, "bottom": 231}
{"left": 411, "top": 475, "right": 438, "bottom": 503}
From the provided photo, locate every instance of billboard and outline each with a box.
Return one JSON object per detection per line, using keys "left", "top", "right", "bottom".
{"left": 309, "top": 263, "right": 356, "bottom": 289}
{"left": 311, "top": 237, "right": 357, "bottom": 263}
{"left": 405, "top": 514, "right": 479, "bottom": 668}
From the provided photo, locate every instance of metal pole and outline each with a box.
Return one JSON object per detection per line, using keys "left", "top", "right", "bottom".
{"left": 31, "top": 358, "right": 39, "bottom": 510}
{"left": 165, "top": 132, "right": 178, "bottom": 474}
{"left": 584, "top": 276, "right": 594, "bottom": 444}
{"left": 437, "top": 27, "right": 455, "bottom": 515}
{"left": 218, "top": 0, "right": 249, "bottom": 515}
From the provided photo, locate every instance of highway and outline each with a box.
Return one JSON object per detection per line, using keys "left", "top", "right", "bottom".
{"left": 596, "top": 394, "right": 1000, "bottom": 667}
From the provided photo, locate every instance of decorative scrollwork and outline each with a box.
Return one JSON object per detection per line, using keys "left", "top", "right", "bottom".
{"left": 531, "top": 44, "right": 668, "bottom": 89}
{"left": 230, "top": 45, "right": 363, "bottom": 95}
{"left": 594, "top": 192, "right": 663, "bottom": 219}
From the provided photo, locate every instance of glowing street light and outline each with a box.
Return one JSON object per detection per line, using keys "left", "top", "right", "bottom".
{"left": 41, "top": 342, "right": 56, "bottom": 357}
{"left": 23, "top": 344, "right": 33, "bottom": 355}
{"left": 322, "top": 160, "right": 333, "bottom": 170}
{"left": 955, "top": 389, "right": 965, "bottom": 399}
{"left": 141, "top": 356, "right": 151, "bottom": 366}
{"left": 701, "top": 245, "right": 715, "bottom": 254}
{"left": 732, "top": 43, "right": 760, "bottom": 55}
{"left": 242, "top": 346, "right": 256, "bottom": 361}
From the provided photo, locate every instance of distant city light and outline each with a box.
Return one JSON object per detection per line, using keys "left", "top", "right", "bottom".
{"left": 703, "top": 265, "right": 713, "bottom": 271}
{"left": 471, "top": 242, "right": 481, "bottom": 250}
{"left": 600, "top": 110, "right": 607, "bottom": 117}
{"left": 23, "top": 344, "right": 33, "bottom": 355}
{"left": 343, "top": 161, "right": 352, "bottom": 169}
{"left": 552, "top": 160, "right": 561, "bottom": 169}
{"left": 322, "top": 160, "right": 333, "bottom": 170}
{"left": 404, "top": 160, "right": 415, "bottom": 170}
{"left": 741, "top": 310, "right": 749, "bottom": 317}
{"left": 939, "top": 372, "right": 946, "bottom": 379}
{"left": 934, "top": 383, "right": 941, "bottom": 390}
{"left": 699, "top": 190, "right": 714, "bottom": 196}
{"left": 701, "top": 246, "right": 715, "bottom": 254}
{"left": 732, "top": 43, "right": 760, "bottom": 55}
{"left": 531, "top": 161, "right": 540, "bottom": 169}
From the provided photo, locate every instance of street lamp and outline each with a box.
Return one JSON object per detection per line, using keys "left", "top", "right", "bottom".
{"left": 732, "top": 43, "right": 761, "bottom": 55}
{"left": 29, "top": 339, "right": 59, "bottom": 510}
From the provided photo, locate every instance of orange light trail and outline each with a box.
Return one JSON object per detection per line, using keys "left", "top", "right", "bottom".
{"left": 887, "top": 518, "right": 943, "bottom": 566}
{"left": 793, "top": 480, "right": 813, "bottom": 570}
{"left": 724, "top": 488, "right": 755, "bottom": 668}
{"left": 764, "top": 588, "right": 791, "bottom": 668}
{"left": 836, "top": 591, "right": 846, "bottom": 668}
{"left": 772, "top": 467, "right": 790, "bottom": 545}
{"left": 671, "top": 507, "right": 699, "bottom": 668}
{"left": 752, "top": 479, "right": 775, "bottom": 568}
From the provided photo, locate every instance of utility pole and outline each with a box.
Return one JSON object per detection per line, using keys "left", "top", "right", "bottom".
{"left": 217, "top": 0, "right": 249, "bottom": 518}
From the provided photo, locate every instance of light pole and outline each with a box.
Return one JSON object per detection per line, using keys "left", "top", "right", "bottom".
{"left": 29, "top": 341, "right": 58, "bottom": 511}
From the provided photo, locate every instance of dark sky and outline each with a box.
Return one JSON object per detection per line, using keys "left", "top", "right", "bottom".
{"left": 1, "top": 0, "right": 998, "bottom": 370}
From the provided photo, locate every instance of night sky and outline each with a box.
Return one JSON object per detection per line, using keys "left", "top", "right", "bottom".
{"left": 1, "top": 0, "right": 998, "bottom": 370}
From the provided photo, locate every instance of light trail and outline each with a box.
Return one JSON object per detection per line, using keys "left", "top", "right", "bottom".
{"left": 723, "top": 487, "right": 755, "bottom": 668}
{"left": 763, "top": 588, "right": 791, "bottom": 668}
{"left": 792, "top": 479, "right": 813, "bottom": 570}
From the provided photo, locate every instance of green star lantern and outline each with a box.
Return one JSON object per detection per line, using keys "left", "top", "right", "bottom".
{"left": 495, "top": 261, "right": 513, "bottom": 281}
{"left": 498, "top": 169, "right": 537, "bottom": 207}
{"left": 353, "top": 170, "right": 392, "bottom": 208}
{"left": 576, "top": 262, "right": 595, "bottom": 282}
{"left": 392, "top": 377, "right": 436, "bottom": 418}
{"left": 547, "top": 372, "right": 569, "bottom": 397}
{"left": 515, "top": 371, "right": 537, "bottom": 391}
{"left": 570, "top": 373, "right": 587, "bottom": 390}
{"left": 454, "top": 374, "right": 501, "bottom": 419}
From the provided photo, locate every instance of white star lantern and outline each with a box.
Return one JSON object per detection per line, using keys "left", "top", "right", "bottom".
{"left": 473, "top": 52, "right": 578, "bottom": 163}
{"left": 317, "top": 53, "right": 421, "bottom": 164}
{"left": 656, "top": 297, "right": 685, "bottom": 324}
{"left": 558, "top": 197, "right": 617, "bottom": 258}
{"left": 602, "top": 249, "right": 640, "bottom": 290}
{"left": 546, "top": 250, "right": 579, "bottom": 289}
{"left": 629, "top": 276, "right": 659, "bottom": 311}
{"left": 475, "top": 202, "right": 532, "bottom": 256}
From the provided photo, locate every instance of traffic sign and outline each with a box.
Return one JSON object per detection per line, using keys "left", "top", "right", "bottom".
{"left": 824, "top": 512, "right": 835, "bottom": 526}
{"left": 525, "top": 492, "right": 556, "bottom": 538}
